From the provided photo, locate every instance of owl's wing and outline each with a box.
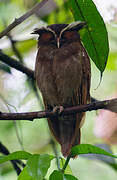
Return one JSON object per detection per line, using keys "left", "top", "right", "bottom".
{"left": 68, "top": 50, "right": 91, "bottom": 152}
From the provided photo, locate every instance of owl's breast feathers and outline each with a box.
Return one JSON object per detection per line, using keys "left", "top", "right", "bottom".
{"left": 35, "top": 41, "right": 91, "bottom": 157}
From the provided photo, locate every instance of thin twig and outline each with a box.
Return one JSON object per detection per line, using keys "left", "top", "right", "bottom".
{"left": 0, "top": 51, "right": 34, "bottom": 79}
{"left": 0, "top": 98, "right": 116, "bottom": 121}
{"left": 0, "top": 0, "right": 49, "bottom": 39}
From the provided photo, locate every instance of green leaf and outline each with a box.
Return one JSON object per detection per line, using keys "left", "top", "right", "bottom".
{"left": 18, "top": 167, "right": 35, "bottom": 180}
{"left": 0, "top": 151, "right": 32, "bottom": 164}
{"left": 68, "top": 0, "right": 109, "bottom": 73}
{"left": 80, "top": 144, "right": 117, "bottom": 172}
{"left": 64, "top": 174, "right": 79, "bottom": 180}
{"left": 27, "top": 154, "right": 54, "bottom": 180}
{"left": 71, "top": 144, "right": 117, "bottom": 158}
{"left": 49, "top": 170, "right": 63, "bottom": 180}
{"left": 49, "top": 171, "right": 79, "bottom": 180}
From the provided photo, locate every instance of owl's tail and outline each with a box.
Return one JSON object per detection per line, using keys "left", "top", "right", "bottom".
{"left": 61, "top": 128, "right": 81, "bottom": 157}
{"left": 47, "top": 113, "right": 84, "bottom": 157}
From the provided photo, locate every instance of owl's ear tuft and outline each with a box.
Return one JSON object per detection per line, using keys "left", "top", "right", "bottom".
{"left": 31, "top": 28, "right": 41, "bottom": 35}
{"left": 31, "top": 27, "right": 55, "bottom": 35}
{"left": 64, "top": 21, "right": 86, "bottom": 32}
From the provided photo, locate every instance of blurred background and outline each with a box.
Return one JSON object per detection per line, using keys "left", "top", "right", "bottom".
{"left": 0, "top": 0, "right": 117, "bottom": 179}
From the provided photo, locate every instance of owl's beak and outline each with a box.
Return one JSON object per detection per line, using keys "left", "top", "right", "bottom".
{"left": 57, "top": 37, "right": 60, "bottom": 48}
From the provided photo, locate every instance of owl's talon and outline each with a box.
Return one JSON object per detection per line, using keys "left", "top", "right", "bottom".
{"left": 53, "top": 106, "right": 64, "bottom": 114}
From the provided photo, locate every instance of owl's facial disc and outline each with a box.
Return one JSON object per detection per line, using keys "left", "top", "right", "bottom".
{"left": 41, "top": 28, "right": 61, "bottom": 48}
{"left": 57, "top": 21, "right": 86, "bottom": 48}
{"left": 32, "top": 22, "right": 86, "bottom": 48}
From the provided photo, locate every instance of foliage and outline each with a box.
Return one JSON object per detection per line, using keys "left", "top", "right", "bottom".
{"left": 68, "top": 0, "right": 109, "bottom": 74}
{"left": 0, "top": 0, "right": 116, "bottom": 180}
{"left": 0, "top": 144, "right": 117, "bottom": 179}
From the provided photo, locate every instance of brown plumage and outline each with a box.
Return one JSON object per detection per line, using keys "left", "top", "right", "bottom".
{"left": 33, "top": 22, "right": 91, "bottom": 157}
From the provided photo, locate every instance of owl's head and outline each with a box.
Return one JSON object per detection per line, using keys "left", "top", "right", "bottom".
{"left": 32, "top": 21, "right": 86, "bottom": 48}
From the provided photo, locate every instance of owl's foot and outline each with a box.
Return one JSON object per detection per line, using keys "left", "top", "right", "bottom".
{"left": 53, "top": 106, "right": 64, "bottom": 114}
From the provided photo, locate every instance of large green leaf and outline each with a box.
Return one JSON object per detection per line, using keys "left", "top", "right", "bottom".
{"left": 68, "top": 0, "right": 109, "bottom": 73}
{"left": 49, "top": 171, "right": 79, "bottom": 180}
{"left": 18, "top": 167, "right": 35, "bottom": 180}
{"left": 0, "top": 151, "right": 32, "bottom": 164}
{"left": 49, "top": 170, "right": 63, "bottom": 180}
{"left": 80, "top": 144, "right": 117, "bottom": 171}
{"left": 71, "top": 144, "right": 117, "bottom": 158}
{"left": 27, "top": 154, "right": 54, "bottom": 180}
{"left": 64, "top": 174, "right": 79, "bottom": 180}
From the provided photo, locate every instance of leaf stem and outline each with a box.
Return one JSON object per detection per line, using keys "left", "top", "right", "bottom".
{"left": 62, "top": 155, "right": 71, "bottom": 172}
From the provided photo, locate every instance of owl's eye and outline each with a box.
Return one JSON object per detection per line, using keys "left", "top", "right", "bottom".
{"left": 40, "top": 32, "right": 55, "bottom": 42}
{"left": 61, "top": 31, "right": 77, "bottom": 40}
{"left": 60, "top": 31, "right": 77, "bottom": 47}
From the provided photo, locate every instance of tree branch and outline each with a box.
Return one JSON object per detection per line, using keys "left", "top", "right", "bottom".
{"left": 0, "top": 0, "right": 49, "bottom": 39}
{"left": 0, "top": 51, "right": 34, "bottom": 79}
{"left": 0, "top": 98, "right": 116, "bottom": 121}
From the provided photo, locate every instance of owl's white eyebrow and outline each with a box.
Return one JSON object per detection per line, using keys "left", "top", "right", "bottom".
{"left": 42, "top": 27, "right": 56, "bottom": 36}
{"left": 59, "top": 23, "right": 74, "bottom": 38}
{"left": 59, "top": 21, "right": 86, "bottom": 38}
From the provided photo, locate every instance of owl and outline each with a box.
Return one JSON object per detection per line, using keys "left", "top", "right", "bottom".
{"left": 33, "top": 22, "right": 91, "bottom": 157}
